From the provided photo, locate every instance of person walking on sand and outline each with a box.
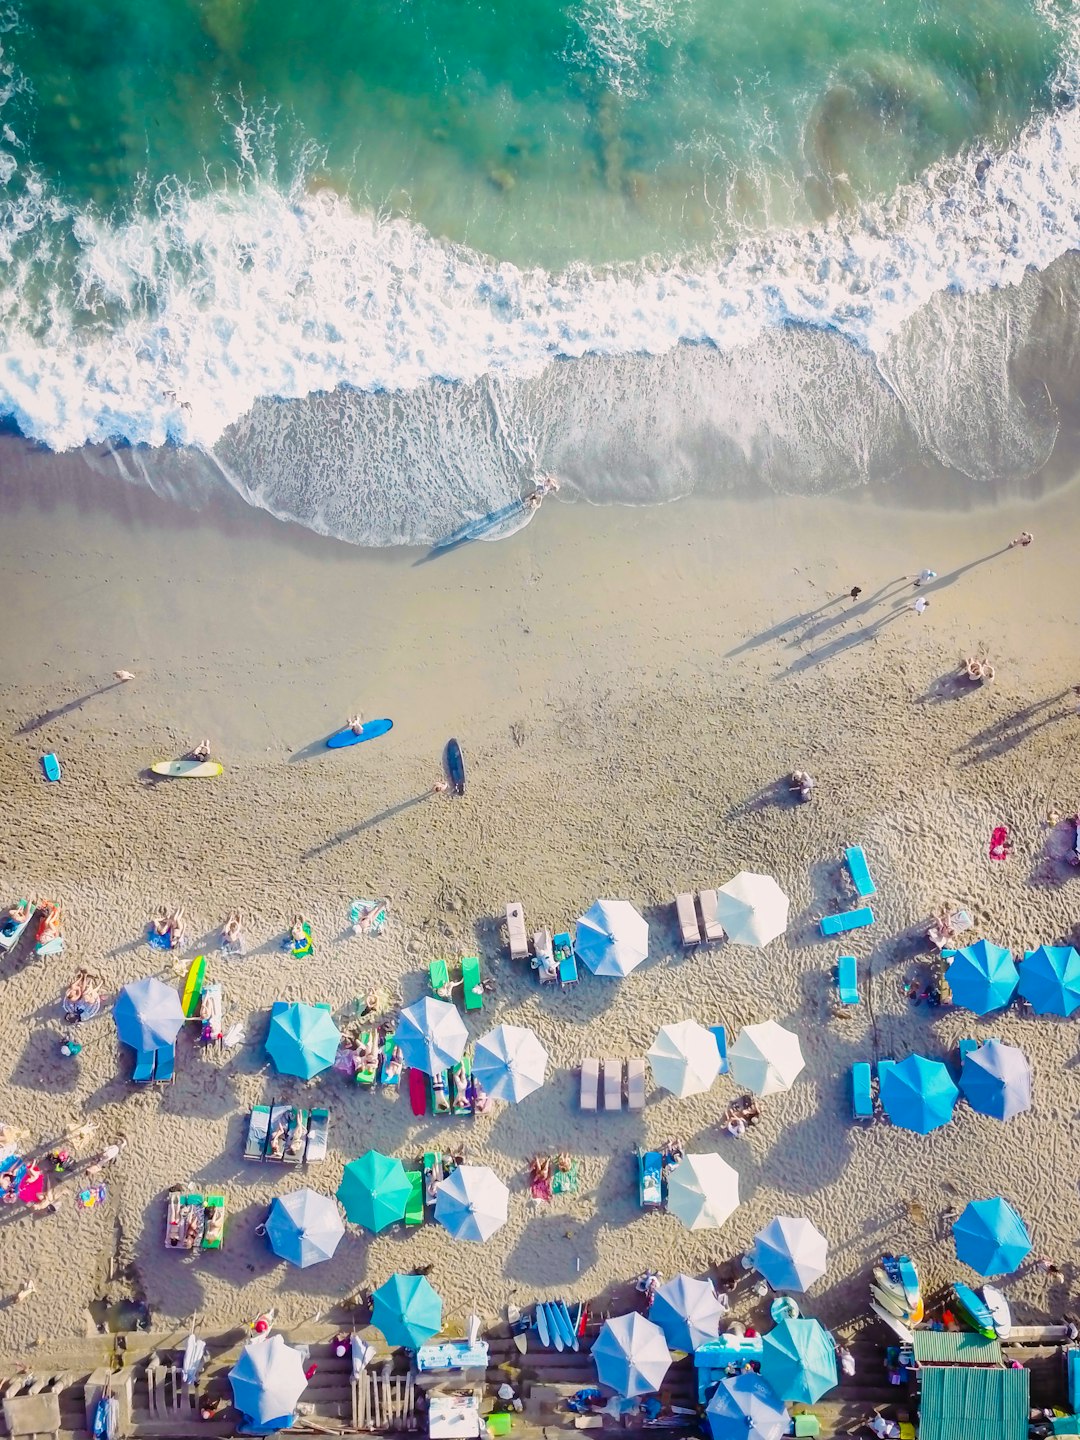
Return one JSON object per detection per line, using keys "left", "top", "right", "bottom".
{"left": 913, "top": 568, "right": 937, "bottom": 587}
{"left": 849, "top": 586, "right": 862, "bottom": 601}
{"left": 913, "top": 596, "right": 930, "bottom": 614}
{"left": 1010, "top": 530, "right": 1033, "bottom": 547}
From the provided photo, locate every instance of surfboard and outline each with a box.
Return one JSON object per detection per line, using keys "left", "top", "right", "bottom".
{"left": 409, "top": 1069, "right": 428, "bottom": 1117}
{"left": 982, "top": 1284, "right": 1011, "bottom": 1339}
{"left": 870, "top": 1300, "right": 913, "bottom": 1342}
{"left": 41, "top": 752, "right": 61, "bottom": 782}
{"left": 870, "top": 1283, "right": 911, "bottom": 1320}
{"left": 953, "top": 1282, "right": 996, "bottom": 1338}
{"left": 446, "top": 738, "right": 465, "bottom": 795}
{"left": 181, "top": 956, "right": 207, "bottom": 1018}
{"left": 326, "top": 719, "right": 393, "bottom": 748}
{"left": 557, "top": 1301, "right": 578, "bottom": 1351}
{"left": 151, "top": 759, "right": 223, "bottom": 778}
{"left": 508, "top": 1303, "right": 529, "bottom": 1354}
{"left": 535, "top": 1303, "right": 550, "bottom": 1349}
{"left": 546, "top": 1304, "right": 564, "bottom": 1352}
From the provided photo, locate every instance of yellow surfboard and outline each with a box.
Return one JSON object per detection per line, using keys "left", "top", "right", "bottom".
{"left": 181, "top": 955, "right": 207, "bottom": 1018}
{"left": 151, "top": 759, "right": 223, "bottom": 778}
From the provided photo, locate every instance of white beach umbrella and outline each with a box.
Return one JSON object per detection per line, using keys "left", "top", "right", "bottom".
{"left": 394, "top": 997, "right": 468, "bottom": 1075}
{"left": 472, "top": 1024, "right": 549, "bottom": 1103}
{"left": 647, "top": 1020, "right": 723, "bottom": 1098}
{"left": 434, "top": 1164, "right": 510, "bottom": 1243}
{"left": 751, "top": 1217, "right": 829, "bottom": 1292}
{"left": 574, "top": 899, "right": 649, "bottom": 977}
{"left": 712, "top": 872, "right": 789, "bottom": 947}
{"left": 666, "top": 1153, "right": 740, "bottom": 1231}
{"left": 730, "top": 1021, "right": 804, "bottom": 1096}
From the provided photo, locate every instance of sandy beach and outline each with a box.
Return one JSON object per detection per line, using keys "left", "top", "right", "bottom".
{"left": 1, "top": 436, "right": 1080, "bottom": 1361}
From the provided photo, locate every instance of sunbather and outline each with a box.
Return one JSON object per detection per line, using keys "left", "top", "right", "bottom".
{"left": 469, "top": 1075, "right": 491, "bottom": 1114}
{"left": 36, "top": 901, "right": 62, "bottom": 947}
{"left": 2, "top": 898, "right": 33, "bottom": 930}
{"left": 268, "top": 1120, "right": 289, "bottom": 1159}
{"left": 203, "top": 1204, "right": 224, "bottom": 1245}
{"left": 790, "top": 769, "right": 815, "bottom": 802}
{"left": 287, "top": 915, "right": 314, "bottom": 957}
{"left": 221, "top": 912, "right": 244, "bottom": 954}
{"left": 431, "top": 1072, "right": 450, "bottom": 1113}
{"left": 347, "top": 713, "right": 364, "bottom": 734}
{"left": 530, "top": 1156, "right": 553, "bottom": 1203}
{"left": 188, "top": 739, "right": 212, "bottom": 761}
{"left": 383, "top": 1046, "right": 404, "bottom": 1083}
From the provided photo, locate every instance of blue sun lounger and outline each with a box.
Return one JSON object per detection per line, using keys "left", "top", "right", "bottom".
{"left": 132, "top": 1049, "right": 156, "bottom": 1084}
{"left": 851, "top": 1062, "right": 873, "bottom": 1118}
{"left": 708, "top": 1025, "right": 729, "bottom": 1074}
{"left": 845, "top": 846, "right": 876, "bottom": 898}
{"left": 836, "top": 955, "right": 859, "bottom": 1005}
{"left": 958, "top": 1038, "right": 979, "bottom": 1065}
{"left": 554, "top": 932, "right": 578, "bottom": 988}
{"left": 154, "top": 1042, "right": 176, "bottom": 1084}
{"left": 820, "top": 906, "right": 874, "bottom": 937}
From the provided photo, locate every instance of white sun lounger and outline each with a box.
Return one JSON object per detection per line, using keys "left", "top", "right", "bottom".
{"left": 675, "top": 893, "right": 700, "bottom": 947}
{"left": 698, "top": 890, "right": 725, "bottom": 943}
{"left": 506, "top": 903, "right": 530, "bottom": 961}
{"left": 580, "top": 1058, "right": 599, "bottom": 1111}
{"left": 602, "top": 1059, "right": 623, "bottom": 1112}
{"left": 532, "top": 929, "right": 557, "bottom": 983}
{"left": 626, "top": 1058, "right": 645, "bottom": 1111}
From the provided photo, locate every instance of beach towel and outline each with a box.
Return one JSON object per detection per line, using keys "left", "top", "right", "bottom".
{"left": 284, "top": 922, "right": 314, "bottom": 959}
{"left": 350, "top": 899, "right": 387, "bottom": 937}
{"left": 989, "top": 826, "right": 1011, "bottom": 861}
{"left": 147, "top": 927, "right": 172, "bottom": 950}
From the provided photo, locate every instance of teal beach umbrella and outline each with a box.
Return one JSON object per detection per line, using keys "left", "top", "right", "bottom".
{"left": 1018, "top": 945, "right": 1080, "bottom": 1015}
{"left": 946, "top": 940, "right": 1017, "bottom": 1015}
{"left": 337, "top": 1151, "right": 411, "bottom": 1232}
{"left": 879, "top": 1054, "right": 958, "bottom": 1133}
{"left": 266, "top": 1001, "right": 342, "bottom": 1079}
{"left": 759, "top": 1317, "right": 838, "bottom": 1404}
{"left": 953, "top": 1197, "right": 1032, "bottom": 1276}
{"left": 371, "top": 1273, "right": 443, "bottom": 1350}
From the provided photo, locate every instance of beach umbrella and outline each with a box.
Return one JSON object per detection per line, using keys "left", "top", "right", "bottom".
{"left": 706, "top": 1372, "right": 789, "bottom": 1440}
{"left": 953, "top": 1197, "right": 1032, "bottom": 1276}
{"left": 751, "top": 1217, "right": 828, "bottom": 1292}
{"left": 574, "top": 899, "right": 649, "bottom": 977}
{"left": 666, "top": 1153, "right": 739, "bottom": 1231}
{"left": 651, "top": 1274, "right": 728, "bottom": 1352}
{"left": 472, "top": 1024, "right": 548, "bottom": 1103}
{"left": 647, "top": 1021, "right": 723, "bottom": 1098}
{"left": 337, "top": 1151, "right": 411, "bottom": 1233}
{"left": 729, "top": 1020, "right": 804, "bottom": 1096}
{"left": 1018, "top": 945, "right": 1080, "bottom": 1016}
{"left": 712, "top": 872, "right": 789, "bottom": 948}
{"left": 959, "top": 1039, "right": 1032, "bottom": 1121}
{"left": 879, "top": 1053, "right": 958, "bottom": 1134}
{"left": 394, "top": 997, "right": 468, "bottom": 1075}
{"left": 434, "top": 1164, "right": 509, "bottom": 1242}
{"left": 946, "top": 939, "right": 1018, "bottom": 1015}
{"left": 591, "top": 1313, "right": 671, "bottom": 1397}
{"left": 229, "top": 1335, "right": 308, "bottom": 1425}
{"left": 265, "top": 1188, "right": 345, "bottom": 1268}
{"left": 265, "top": 1001, "right": 342, "bottom": 1079}
{"left": 371, "top": 1273, "right": 443, "bottom": 1350}
{"left": 114, "top": 977, "right": 185, "bottom": 1051}
{"left": 760, "top": 1317, "right": 838, "bottom": 1404}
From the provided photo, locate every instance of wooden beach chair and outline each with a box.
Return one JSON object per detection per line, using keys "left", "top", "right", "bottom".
{"left": 580, "top": 1058, "right": 599, "bottom": 1111}
{"left": 836, "top": 955, "right": 859, "bottom": 1005}
{"left": 602, "top": 1059, "right": 623, "bottom": 1112}
{"left": 845, "top": 845, "right": 877, "bottom": 898}
{"left": 820, "top": 906, "right": 874, "bottom": 937}
{"left": 461, "top": 955, "right": 483, "bottom": 1011}
{"left": 851, "top": 1062, "right": 873, "bottom": 1120}
{"left": 698, "top": 890, "right": 725, "bottom": 943}
{"left": 506, "top": 903, "right": 530, "bottom": 961}
{"left": 626, "top": 1057, "right": 646, "bottom": 1111}
{"left": 675, "top": 893, "right": 700, "bottom": 947}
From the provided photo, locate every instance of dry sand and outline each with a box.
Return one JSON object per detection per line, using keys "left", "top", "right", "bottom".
{"left": 1, "top": 438, "right": 1080, "bottom": 1359}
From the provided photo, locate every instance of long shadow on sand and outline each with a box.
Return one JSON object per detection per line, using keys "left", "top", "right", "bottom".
{"left": 954, "top": 690, "right": 1074, "bottom": 766}
{"left": 289, "top": 731, "right": 341, "bottom": 764}
{"left": 302, "top": 792, "right": 437, "bottom": 858}
{"left": 414, "top": 499, "right": 531, "bottom": 566}
{"left": 15, "top": 680, "right": 126, "bottom": 735}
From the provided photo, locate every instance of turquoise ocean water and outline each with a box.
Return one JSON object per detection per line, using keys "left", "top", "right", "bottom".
{"left": 2, "top": 0, "right": 1080, "bottom": 541}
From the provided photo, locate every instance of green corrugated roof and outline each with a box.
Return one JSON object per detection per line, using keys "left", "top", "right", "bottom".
{"left": 913, "top": 1331, "right": 1002, "bottom": 1366}
{"left": 919, "top": 1365, "right": 1028, "bottom": 1440}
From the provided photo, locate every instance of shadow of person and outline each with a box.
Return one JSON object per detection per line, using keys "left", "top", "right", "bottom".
{"left": 16, "top": 680, "right": 126, "bottom": 735}
{"left": 302, "top": 792, "right": 436, "bottom": 858}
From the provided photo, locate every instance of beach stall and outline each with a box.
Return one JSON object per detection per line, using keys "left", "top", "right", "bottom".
{"left": 650, "top": 1274, "right": 728, "bottom": 1352}
{"left": 433, "top": 1164, "right": 509, "bottom": 1242}
{"left": 395, "top": 997, "right": 468, "bottom": 1075}
{"left": 917, "top": 1367, "right": 1027, "bottom": 1440}
{"left": 371, "top": 1273, "right": 443, "bottom": 1350}
{"left": 574, "top": 899, "right": 649, "bottom": 977}
{"left": 472, "top": 1024, "right": 548, "bottom": 1102}
{"left": 705, "top": 1372, "right": 789, "bottom": 1440}
{"left": 712, "top": 872, "right": 789, "bottom": 948}
{"left": 229, "top": 1334, "right": 308, "bottom": 1428}
{"left": 265, "top": 1000, "right": 342, "bottom": 1079}
{"left": 959, "top": 1039, "right": 1031, "bottom": 1121}
{"left": 751, "top": 1216, "right": 828, "bottom": 1292}
{"left": 945, "top": 939, "right": 1018, "bottom": 1015}
{"left": 666, "top": 1153, "right": 739, "bottom": 1231}
{"left": 879, "top": 1054, "right": 958, "bottom": 1134}
{"left": 264, "top": 1188, "right": 344, "bottom": 1268}
{"left": 337, "top": 1150, "right": 411, "bottom": 1233}
{"left": 759, "top": 1317, "right": 838, "bottom": 1404}
{"left": 729, "top": 1021, "right": 804, "bottom": 1096}
{"left": 952, "top": 1197, "right": 1032, "bottom": 1276}
{"left": 1017, "top": 944, "right": 1080, "bottom": 1016}
{"left": 114, "top": 977, "right": 184, "bottom": 1051}
{"left": 647, "top": 1020, "right": 723, "bottom": 1098}
{"left": 592, "top": 1313, "right": 671, "bottom": 1397}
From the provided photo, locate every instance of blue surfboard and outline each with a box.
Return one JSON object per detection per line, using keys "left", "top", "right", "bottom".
{"left": 446, "top": 738, "right": 465, "bottom": 795}
{"left": 41, "top": 752, "right": 61, "bottom": 782}
{"left": 326, "top": 719, "right": 393, "bottom": 749}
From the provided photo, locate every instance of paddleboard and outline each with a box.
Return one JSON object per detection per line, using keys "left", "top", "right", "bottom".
{"left": 535, "top": 1303, "right": 550, "bottom": 1349}
{"left": 327, "top": 718, "right": 394, "bottom": 749}
{"left": 870, "top": 1300, "right": 913, "bottom": 1343}
{"left": 151, "top": 759, "right": 223, "bottom": 778}
{"left": 953, "top": 1282, "right": 996, "bottom": 1339}
{"left": 870, "top": 1283, "right": 911, "bottom": 1320}
{"left": 546, "top": 1303, "right": 565, "bottom": 1352}
{"left": 409, "top": 1069, "right": 428, "bottom": 1118}
{"left": 557, "top": 1300, "right": 578, "bottom": 1352}
{"left": 41, "top": 752, "right": 61, "bottom": 782}
{"left": 982, "top": 1284, "right": 1011, "bottom": 1339}
{"left": 446, "top": 738, "right": 466, "bottom": 795}
{"left": 896, "top": 1256, "right": 921, "bottom": 1309}
{"left": 873, "top": 1265, "right": 906, "bottom": 1300}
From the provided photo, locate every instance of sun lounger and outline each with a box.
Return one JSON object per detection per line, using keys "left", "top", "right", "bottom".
{"left": 461, "top": 955, "right": 483, "bottom": 1011}
{"left": 957, "top": 1038, "right": 980, "bottom": 1065}
{"left": 844, "top": 845, "right": 877, "bottom": 898}
{"left": 430, "top": 1071, "right": 451, "bottom": 1116}
{"left": 165, "top": 1190, "right": 183, "bottom": 1247}
{"left": 820, "top": 906, "right": 874, "bottom": 937}
{"left": 267, "top": 1104, "right": 309, "bottom": 1163}
{"left": 533, "top": 929, "right": 557, "bottom": 983}
{"left": 451, "top": 1056, "right": 473, "bottom": 1115}
{"left": 506, "top": 903, "right": 530, "bottom": 961}
{"left": 602, "top": 1059, "right": 623, "bottom": 1112}
{"left": 180, "top": 1194, "right": 205, "bottom": 1249}
{"left": 836, "top": 954, "right": 859, "bottom": 1005}
{"left": 132, "top": 1048, "right": 156, "bottom": 1084}
{"left": 0, "top": 904, "right": 33, "bottom": 952}
{"left": 244, "top": 1105, "right": 271, "bottom": 1160}
{"left": 380, "top": 1034, "right": 401, "bottom": 1086}
{"left": 305, "top": 1107, "right": 329, "bottom": 1163}
{"left": 554, "top": 932, "right": 578, "bottom": 988}
{"left": 698, "top": 890, "right": 725, "bottom": 943}
{"left": 429, "top": 959, "right": 452, "bottom": 1000}
{"left": 154, "top": 1043, "right": 176, "bottom": 1084}
{"left": 626, "top": 1057, "right": 646, "bottom": 1111}
{"left": 580, "top": 1057, "right": 599, "bottom": 1111}
{"left": 202, "top": 1195, "right": 225, "bottom": 1249}
{"left": 637, "top": 1148, "right": 663, "bottom": 1208}
{"left": 851, "top": 1062, "right": 873, "bottom": 1119}
{"left": 355, "top": 1031, "right": 378, "bottom": 1086}
{"left": 708, "top": 1025, "right": 729, "bottom": 1074}
{"left": 423, "top": 1152, "right": 443, "bottom": 1211}
{"left": 404, "top": 1170, "right": 424, "bottom": 1226}
{"left": 675, "top": 893, "right": 700, "bottom": 947}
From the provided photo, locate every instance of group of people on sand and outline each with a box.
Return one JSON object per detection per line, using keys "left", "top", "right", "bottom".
{"left": 63, "top": 969, "right": 104, "bottom": 1023}
{"left": 149, "top": 906, "right": 187, "bottom": 949}
{"left": 723, "top": 1095, "right": 761, "bottom": 1139}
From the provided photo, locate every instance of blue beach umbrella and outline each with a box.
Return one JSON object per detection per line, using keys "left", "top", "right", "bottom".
{"left": 946, "top": 939, "right": 1018, "bottom": 1015}
{"left": 337, "top": 1151, "right": 411, "bottom": 1233}
{"left": 879, "top": 1054, "right": 958, "bottom": 1134}
{"left": 592, "top": 1313, "right": 671, "bottom": 1397}
{"left": 574, "top": 899, "right": 649, "bottom": 977}
{"left": 371, "top": 1273, "right": 443, "bottom": 1350}
{"left": 114, "top": 977, "right": 185, "bottom": 1051}
{"left": 959, "top": 1039, "right": 1032, "bottom": 1121}
{"left": 229, "top": 1334, "right": 308, "bottom": 1425}
{"left": 751, "top": 1217, "right": 829, "bottom": 1293}
{"left": 265, "top": 1189, "right": 345, "bottom": 1269}
{"left": 433, "top": 1164, "right": 509, "bottom": 1242}
{"left": 760, "top": 1317, "right": 838, "bottom": 1404}
{"left": 472, "top": 1024, "right": 548, "bottom": 1103}
{"left": 706, "top": 1372, "right": 789, "bottom": 1440}
{"left": 266, "top": 1001, "right": 342, "bottom": 1079}
{"left": 394, "top": 997, "right": 468, "bottom": 1075}
{"left": 953, "top": 1197, "right": 1032, "bottom": 1276}
{"left": 1018, "top": 945, "right": 1080, "bottom": 1016}
{"left": 650, "top": 1275, "right": 728, "bottom": 1353}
